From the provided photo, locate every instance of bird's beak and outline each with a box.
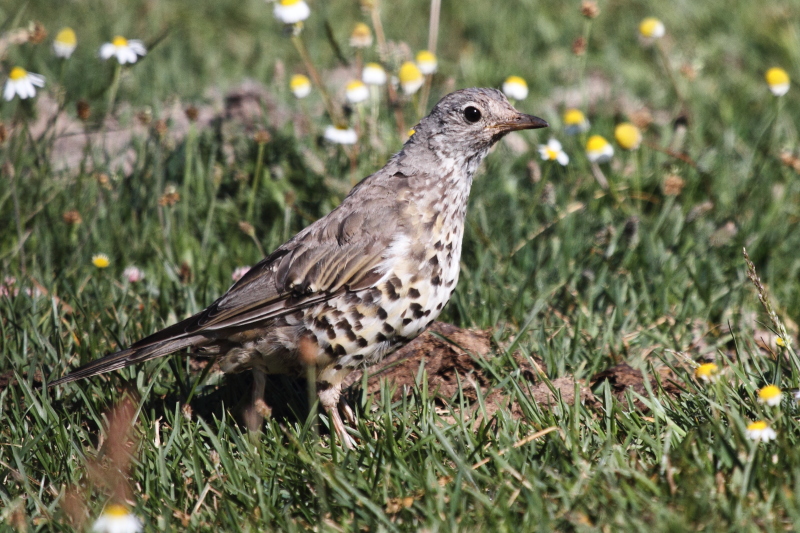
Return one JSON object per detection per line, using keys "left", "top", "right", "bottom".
{"left": 494, "top": 113, "right": 549, "bottom": 132}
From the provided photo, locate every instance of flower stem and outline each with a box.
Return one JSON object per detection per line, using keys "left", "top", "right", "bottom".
{"left": 247, "top": 142, "right": 266, "bottom": 221}
{"left": 291, "top": 31, "right": 342, "bottom": 126}
{"left": 106, "top": 63, "right": 122, "bottom": 116}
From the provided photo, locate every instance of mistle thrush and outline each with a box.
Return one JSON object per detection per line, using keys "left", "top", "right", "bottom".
{"left": 50, "top": 88, "right": 548, "bottom": 447}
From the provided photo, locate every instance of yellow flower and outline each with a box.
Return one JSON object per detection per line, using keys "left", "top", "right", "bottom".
{"left": 345, "top": 80, "right": 369, "bottom": 104}
{"left": 273, "top": 0, "right": 311, "bottom": 24}
{"left": 92, "top": 254, "right": 110, "bottom": 269}
{"left": 91, "top": 503, "right": 142, "bottom": 533}
{"left": 290, "top": 74, "right": 311, "bottom": 98}
{"left": 614, "top": 123, "right": 642, "bottom": 150}
{"left": 765, "top": 67, "right": 790, "bottom": 96}
{"left": 563, "top": 108, "right": 589, "bottom": 134}
{"left": 746, "top": 421, "right": 777, "bottom": 442}
{"left": 639, "top": 17, "right": 665, "bottom": 41}
{"left": 758, "top": 385, "right": 783, "bottom": 407}
{"left": 349, "top": 22, "right": 373, "bottom": 48}
{"left": 776, "top": 336, "right": 786, "bottom": 348}
{"left": 538, "top": 139, "right": 569, "bottom": 166}
{"left": 502, "top": 76, "right": 528, "bottom": 100}
{"left": 585, "top": 135, "right": 614, "bottom": 163}
{"left": 4, "top": 67, "right": 45, "bottom": 101}
{"left": 694, "top": 362, "right": 718, "bottom": 382}
{"left": 398, "top": 61, "right": 424, "bottom": 95}
{"left": 53, "top": 27, "right": 77, "bottom": 58}
{"left": 416, "top": 50, "right": 438, "bottom": 75}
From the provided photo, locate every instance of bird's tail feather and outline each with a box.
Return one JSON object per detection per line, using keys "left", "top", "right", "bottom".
{"left": 48, "top": 335, "right": 206, "bottom": 387}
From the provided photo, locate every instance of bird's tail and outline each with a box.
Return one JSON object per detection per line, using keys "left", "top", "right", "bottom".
{"left": 48, "top": 334, "right": 207, "bottom": 387}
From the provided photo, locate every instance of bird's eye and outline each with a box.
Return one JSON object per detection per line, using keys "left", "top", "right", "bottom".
{"left": 463, "top": 106, "right": 482, "bottom": 123}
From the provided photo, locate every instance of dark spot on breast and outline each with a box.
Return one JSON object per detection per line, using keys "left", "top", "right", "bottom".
{"left": 315, "top": 316, "right": 330, "bottom": 329}
{"left": 377, "top": 307, "right": 388, "bottom": 320}
{"left": 389, "top": 275, "right": 403, "bottom": 289}
{"left": 429, "top": 255, "right": 439, "bottom": 266}
{"left": 334, "top": 344, "right": 347, "bottom": 356}
{"left": 446, "top": 242, "right": 453, "bottom": 251}
{"left": 382, "top": 323, "right": 394, "bottom": 334}
{"left": 345, "top": 330, "right": 357, "bottom": 342}
{"left": 336, "top": 319, "right": 352, "bottom": 331}
{"left": 423, "top": 310, "right": 431, "bottom": 317}
{"left": 376, "top": 333, "right": 387, "bottom": 342}
{"left": 317, "top": 381, "right": 332, "bottom": 391}
{"left": 324, "top": 345, "right": 335, "bottom": 356}
{"left": 426, "top": 319, "right": 435, "bottom": 328}
{"left": 353, "top": 354, "right": 364, "bottom": 360}
{"left": 326, "top": 326, "right": 336, "bottom": 339}
{"left": 408, "top": 288, "right": 420, "bottom": 299}
{"left": 409, "top": 303, "right": 424, "bottom": 319}
{"left": 434, "top": 241, "right": 444, "bottom": 250}
{"left": 436, "top": 303, "right": 443, "bottom": 310}
{"left": 403, "top": 318, "right": 413, "bottom": 326}
{"left": 431, "top": 275, "right": 441, "bottom": 286}
{"left": 332, "top": 309, "right": 344, "bottom": 319}
{"left": 353, "top": 321, "right": 363, "bottom": 331}
{"left": 383, "top": 282, "right": 400, "bottom": 300}
{"left": 357, "top": 337, "right": 368, "bottom": 348}
{"left": 351, "top": 309, "right": 365, "bottom": 321}
{"left": 333, "top": 364, "right": 343, "bottom": 370}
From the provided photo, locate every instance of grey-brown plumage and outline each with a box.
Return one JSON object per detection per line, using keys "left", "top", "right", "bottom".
{"left": 50, "top": 88, "right": 547, "bottom": 447}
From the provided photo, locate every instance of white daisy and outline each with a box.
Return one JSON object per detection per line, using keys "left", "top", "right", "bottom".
{"left": 758, "top": 385, "right": 783, "bottom": 407}
{"left": 585, "top": 135, "right": 614, "bottom": 163}
{"left": 100, "top": 36, "right": 147, "bottom": 65}
{"left": 502, "top": 76, "right": 528, "bottom": 100}
{"left": 349, "top": 22, "right": 373, "bottom": 48}
{"left": 362, "top": 63, "right": 387, "bottom": 86}
{"left": 324, "top": 125, "right": 357, "bottom": 145}
{"left": 765, "top": 67, "right": 790, "bottom": 97}
{"left": 398, "top": 61, "right": 423, "bottom": 95}
{"left": 273, "top": 0, "right": 311, "bottom": 24}
{"left": 345, "top": 80, "right": 369, "bottom": 104}
{"left": 53, "top": 27, "right": 77, "bottom": 59}
{"left": 123, "top": 266, "right": 145, "bottom": 283}
{"left": 538, "top": 139, "right": 569, "bottom": 166}
{"left": 638, "top": 17, "right": 665, "bottom": 45}
{"left": 4, "top": 67, "right": 45, "bottom": 101}
{"left": 746, "top": 421, "right": 777, "bottom": 443}
{"left": 290, "top": 74, "right": 312, "bottom": 99}
{"left": 563, "top": 108, "right": 590, "bottom": 135}
{"left": 92, "top": 504, "right": 142, "bottom": 533}
{"left": 415, "top": 50, "right": 437, "bottom": 75}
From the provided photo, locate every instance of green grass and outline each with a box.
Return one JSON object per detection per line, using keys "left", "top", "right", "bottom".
{"left": 2, "top": 0, "right": 800, "bottom": 530}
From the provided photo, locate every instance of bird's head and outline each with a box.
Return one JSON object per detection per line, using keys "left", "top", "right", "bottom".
{"left": 407, "top": 88, "right": 548, "bottom": 165}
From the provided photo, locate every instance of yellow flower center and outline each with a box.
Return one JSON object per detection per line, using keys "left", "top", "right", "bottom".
{"left": 92, "top": 254, "right": 110, "bottom": 268}
{"left": 694, "top": 362, "right": 718, "bottom": 378}
{"left": 765, "top": 67, "right": 789, "bottom": 87}
{"left": 758, "top": 385, "right": 782, "bottom": 400}
{"left": 416, "top": 50, "right": 436, "bottom": 64}
{"left": 615, "top": 123, "right": 642, "bottom": 150}
{"left": 747, "top": 421, "right": 768, "bottom": 431}
{"left": 399, "top": 61, "right": 423, "bottom": 83}
{"left": 776, "top": 337, "right": 786, "bottom": 347}
{"left": 280, "top": 0, "right": 301, "bottom": 5}
{"left": 9, "top": 67, "right": 27, "bottom": 80}
{"left": 504, "top": 76, "right": 527, "bottom": 88}
{"left": 639, "top": 18, "right": 663, "bottom": 38}
{"left": 112, "top": 36, "right": 128, "bottom": 47}
{"left": 104, "top": 504, "right": 131, "bottom": 518}
{"left": 351, "top": 23, "right": 371, "bottom": 38}
{"left": 365, "top": 62, "right": 383, "bottom": 71}
{"left": 347, "top": 80, "right": 366, "bottom": 91}
{"left": 586, "top": 135, "right": 609, "bottom": 152}
{"left": 545, "top": 148, "right": 559, "bottom": 160}
{"left": 290, "top": 74, "right": 310, "bottom": 90}
{"left": 563, "top": 109, "right": 586, "bottom": 125}
{"left": 55, "top": 28, "right": 77, "bottom": 46}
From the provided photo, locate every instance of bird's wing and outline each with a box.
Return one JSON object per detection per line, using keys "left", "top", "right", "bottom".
{"left": 134, "top": 203, "right": 397, "bottom": 346}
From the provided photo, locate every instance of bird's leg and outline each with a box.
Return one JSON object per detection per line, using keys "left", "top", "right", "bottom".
{"left": 339, "top": 396, "right": 357, "bottom": 427}
{"left": 317, "top": 378, "right": 356, "bottom": 449}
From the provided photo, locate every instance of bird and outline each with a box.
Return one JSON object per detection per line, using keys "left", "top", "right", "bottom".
{"left": 49, "top": 88, "right": 548, "bottom": 447}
